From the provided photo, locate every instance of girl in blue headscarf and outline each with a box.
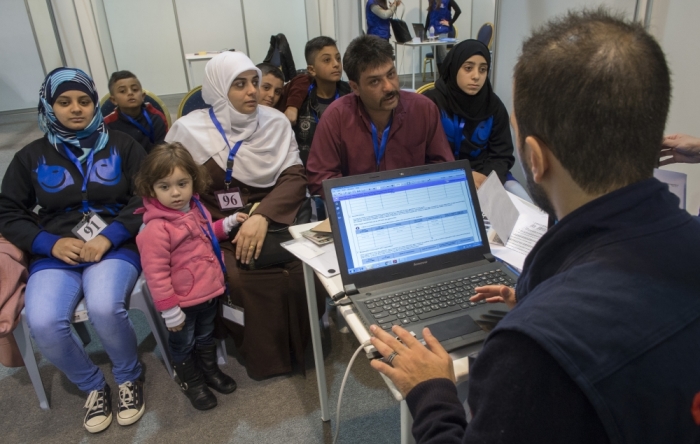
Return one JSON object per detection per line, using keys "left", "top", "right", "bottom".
{"left": 424, "top": 40, "right": 529, "bottom": 200}
{"left": 0, "top": 68, "right": 147, "bottom": 433}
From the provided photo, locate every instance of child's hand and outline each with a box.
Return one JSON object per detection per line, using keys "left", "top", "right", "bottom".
{"left": 236, "top": 212, "right": 249, "bottom": 224}
{"left": 168, "top": 321, "right": 185, "bottom": 332}
{"left": 284, "top": 107, "right": 299, "bottom": 125}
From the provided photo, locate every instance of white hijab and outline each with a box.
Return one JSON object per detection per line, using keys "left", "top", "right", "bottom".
{"left": 165, "top": 51, "right": 301, "bottom": 188}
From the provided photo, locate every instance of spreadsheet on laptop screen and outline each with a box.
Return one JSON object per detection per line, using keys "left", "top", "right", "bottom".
{"left": 330, "top": 168, "right": 484, "bottom": 275}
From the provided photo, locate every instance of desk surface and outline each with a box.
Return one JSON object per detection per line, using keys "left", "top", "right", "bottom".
{"left": 289, "top": 222, "right": 480, "bottom": 401}
{"left": 398, "top": 39, "right": 458, "bottom": 47}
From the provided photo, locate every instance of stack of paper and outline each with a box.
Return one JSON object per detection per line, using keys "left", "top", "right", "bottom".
{"left": 477, "top": 172, "right": 548, "bottom": 271}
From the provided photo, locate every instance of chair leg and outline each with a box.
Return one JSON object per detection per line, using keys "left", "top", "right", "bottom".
{"left": 128, "top": 277, "right": 174, "bottom": 378}
{"left": 73, "top": 322, "right": 91, "bottom": 346}
{"left": 422, "top": 58, "right": 427, "bottom": 82}
{"left": 13, "top": 311, "right": 49, "bottom": 410}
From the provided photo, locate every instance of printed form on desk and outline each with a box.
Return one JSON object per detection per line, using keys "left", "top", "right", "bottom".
{"left": 477, "top": 172, "right": 548, "bottom": 271}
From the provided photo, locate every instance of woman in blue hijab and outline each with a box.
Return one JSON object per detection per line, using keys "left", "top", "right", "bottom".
{"left": 0, "top": 68, "right": 147, "bottom": 433}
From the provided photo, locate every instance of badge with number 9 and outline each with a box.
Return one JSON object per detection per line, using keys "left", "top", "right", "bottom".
{"left": 215, "top": 188, "right": 243, "bottom": 210}
{"left": 71, "top": 211, "right": 107, "bottom": 242}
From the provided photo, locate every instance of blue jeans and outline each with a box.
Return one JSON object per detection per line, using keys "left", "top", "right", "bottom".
{"left": 168, "top": 299, "right": 217, "bottom": 363}
{"left": 24, "top": 259, "right": 141, "bottom": 393}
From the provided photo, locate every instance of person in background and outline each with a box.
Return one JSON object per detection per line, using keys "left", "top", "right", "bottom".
{"left": 0, "top": 68, "right": 147, "bottom": 433}
{"left": 256, "top": 63, "right": 285, "bottom": 109}
{"left": 368, "top": 9, "right": 700, "bottom": 443}
{"left": 425, "top": 0, "right": 461, "bottom": 70}
{"left": 165, "top": 52, "right": 324, "bottom": 380}
{"left": 659, "top": 133, "right": 700, "bottom": 165}
{"left": 135, "top": 143, "right": 246, "bottom": 411}
{"left": 366, "top": 0, "right": 402, "bottom": 40}
{"left": 306, "top": 35, "right": 453, "bottom": 197}
{"left": 104, "top": 70, "right": 168, "bottom": 152}
{"left": 423, "top": 39, "right": 529, "bottom": 199}
{"left": 282, "top": 36, "right": 351, "bottom": 166}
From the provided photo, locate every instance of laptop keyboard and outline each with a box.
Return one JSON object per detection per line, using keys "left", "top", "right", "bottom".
{"left": 363, "top": 269, "right": 516, "bottom": 331}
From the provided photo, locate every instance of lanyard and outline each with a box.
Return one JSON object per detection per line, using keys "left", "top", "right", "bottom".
{"left": 123, "top": 109, "right": 155, "bottom": 143}
{"left": 370, "top": 118, "right": 392, "bottom": 170}
{"left": 62, "top": 143, "right": 97, "bottom": 215}
{"left": 307, "top": 83, "right": 339, "bottom": 123}
{"left": 209, "top": 108, "right": 243, "bottom": 189}
{"left": 194, "top": 198, "right": 229, "bottom": 295}
{"left": 451, "top": 114, "right": 465, "bottom": 158}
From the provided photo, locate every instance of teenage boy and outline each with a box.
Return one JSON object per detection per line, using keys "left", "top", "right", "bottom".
{"left": 368, "top": 9, "right": 700, "bottom": 444}
{"left": 256, "top": 62, "right": 285, "bottom": 109}
{"left": 104, "top": 71, "right": 168, "bottom": 152}
{"left": 281, "top": 36, "right": 351, "bottom": 166}
{"left": 306, "top": 35, "right": 453, "bottom": 196}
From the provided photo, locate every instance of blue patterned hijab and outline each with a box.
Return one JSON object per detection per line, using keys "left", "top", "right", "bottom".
{"left": 38, "top": 67, "right": 109, "bottom": 163}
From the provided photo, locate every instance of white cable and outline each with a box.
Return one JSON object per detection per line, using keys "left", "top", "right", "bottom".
{"left": 333, "top": 339, "right": 373, "bottom": 444}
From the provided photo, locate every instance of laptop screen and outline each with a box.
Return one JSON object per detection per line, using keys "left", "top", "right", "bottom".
{"left": 329, "top": 168, "right": 484, "bottom": 275}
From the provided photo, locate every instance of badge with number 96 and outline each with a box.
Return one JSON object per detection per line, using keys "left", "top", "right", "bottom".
{"left": 215, "top": 188, "right": 243, "bottom": 210}
{"left": 71, "top": 211, "right": 107, "bottom": 242}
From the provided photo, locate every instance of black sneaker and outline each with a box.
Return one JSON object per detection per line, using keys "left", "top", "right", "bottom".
{"left": 117, "top": 379, "right": 145, "bottom": 426}
{"left": 84, "top": 384, "right": 112, "bottom": 433}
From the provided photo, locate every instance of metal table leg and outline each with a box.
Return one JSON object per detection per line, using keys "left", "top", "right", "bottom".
{"left": 401, "top": 400, "right": 416, "bottom": 444}
{"left": 303, "top": 262, "right": 331, "bottom": 421}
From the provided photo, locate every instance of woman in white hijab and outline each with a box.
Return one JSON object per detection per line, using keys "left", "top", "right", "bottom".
{"left": 166, "top": 52, "right": 324, "bottom": 379}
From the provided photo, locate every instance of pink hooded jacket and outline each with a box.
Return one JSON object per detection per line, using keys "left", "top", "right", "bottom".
{"left": 136, "top": 196, "right": 227, "bottom": 312}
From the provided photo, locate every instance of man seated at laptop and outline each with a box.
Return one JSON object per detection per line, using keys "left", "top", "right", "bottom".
{"left": 306, "top": 35, "right": 454, "bottom": 197}
{"left": 368, "top": 9, "right": 700, "bottom": 444}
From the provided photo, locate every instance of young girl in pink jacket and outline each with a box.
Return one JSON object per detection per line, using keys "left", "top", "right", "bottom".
{"left": 135, "top": 142, "right": 247, "bottom": 411}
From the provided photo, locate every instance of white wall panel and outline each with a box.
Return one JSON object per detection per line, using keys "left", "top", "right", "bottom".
{"left": 241, "top": 0, "right": 308, "bottom": 73}
{"left": 649, "top": 0, "right": 700, "bottom": 214}
{"left": 0, "top": 0, "right": 45, "bottom": 111}
{"left": 471, "top": 0, "right": 495, "bottom": 38}
{"left": 175, "top": 0, "right": 247, "bottom": 88}
{"left": 104, "top": 0, "right": 187, "bottom": 95}
{"left": 51, "top": 0, "right": 91, "bottom": 74}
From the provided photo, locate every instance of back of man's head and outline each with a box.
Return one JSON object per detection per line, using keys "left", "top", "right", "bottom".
{"left": 305, "top": 36, "right": 338, "bottom": 65}
{"left": 343, "top": 35, "right": 395, "bottom": 83}
{"left": 514, "top": 8, "right": 670, "bottom": 194}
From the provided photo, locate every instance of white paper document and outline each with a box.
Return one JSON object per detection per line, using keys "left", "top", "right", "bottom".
{"left": 281, "top": 238, "right": 340, "bottom": 278}
{"left": 653, "top": 168, "right": 687, "bottom": 209}
{"left": 477, "top": 172, "right": 548, "bottom": 270}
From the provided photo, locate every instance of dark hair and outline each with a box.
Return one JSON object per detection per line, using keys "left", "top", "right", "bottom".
{"left": 343, "top": 35, "right": 395, "bottom": 83}
{"left": 374, "top": 0, "right": 389, "bottom": 9}
{"left": 108, "top": 70, "right": 139, "bottom": 94}
{"left": 134, "top": 142, "right": 212, "bottom": 198}
{"left": 304, "top": 36, "right": 338, "bottom": 65}
{"left": 256, "top": 63, "right": 284, "bottom": 82}
{"left": 427, "top": 0, "right": 438, "bottom": 11}
{"left": 513, "top": 8, "right": 670, "bottom": 194}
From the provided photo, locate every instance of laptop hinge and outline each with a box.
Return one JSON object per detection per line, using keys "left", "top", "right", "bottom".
{"left": 344, "top": 284, "right": 359, "bottom": 296}
{"left": 483, "top": 253, "right": 496, "bottom": 262}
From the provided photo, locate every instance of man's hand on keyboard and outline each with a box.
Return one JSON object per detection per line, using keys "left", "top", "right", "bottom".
{"left": 470, "top": 285, "right": 517, "bottom": 309}
{"left": 369, "top": 324, "right": 455, "bottom": 397}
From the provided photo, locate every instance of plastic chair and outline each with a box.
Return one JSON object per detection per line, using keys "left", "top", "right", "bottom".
{"left": 476, "top": 22, "right": 494, "bottom": 49}
{"left": 13, "top": 274, "right": 174, "bottom": 410}
{"left": 99, "top": 90, "right": 172, "bottom": 128}
{"left": 177, "top": 86, "right": 209, "bottom": 118}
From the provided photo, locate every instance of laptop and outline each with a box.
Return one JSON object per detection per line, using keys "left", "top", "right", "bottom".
{"left": 323, "top": 160, "right": 516, "bottom": 352}
{"left": 412, "top": 23, "right": 426, "bottom": 41}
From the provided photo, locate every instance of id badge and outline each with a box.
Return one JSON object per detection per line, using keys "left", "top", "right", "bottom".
{"left": 215, "top": 188, "right": 243, "bottom": 210}
{"left": 71, "top": 211, "right": 107, "bottom": 242}
{"left": 222, "top": 303, "right": 244, "bottom": 326}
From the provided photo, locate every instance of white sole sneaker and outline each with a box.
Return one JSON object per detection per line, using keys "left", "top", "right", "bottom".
{"left": 84, "top": 385, "right": 113, "bottom": 433}
{"left": 117, "top": 379, "right": 145, "bottom": 426}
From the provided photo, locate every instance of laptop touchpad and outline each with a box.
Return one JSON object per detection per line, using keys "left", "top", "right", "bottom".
{"left": 427, "top": 315, "right": 482, "bottom": 342}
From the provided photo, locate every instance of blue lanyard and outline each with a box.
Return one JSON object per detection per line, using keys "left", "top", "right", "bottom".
{"left": 307, "top": 83, "right": 339, "bottom": 123}
{"left": 194, "top": 198, "right": 229, "bottom": 295}
{"left": 370, "top": 118, "right": 392, "bottom": 170}
{"left": 123, "top": 109, "right": 155, "bottom": 143}
{"left": 451, "top": 114, "right": 465, "bottom": 158}
{"left": 209, "top": 108, "right": 243, "bottom": 188}
{"left": 62, "top": 143, "right": 97, "bottom": 215}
